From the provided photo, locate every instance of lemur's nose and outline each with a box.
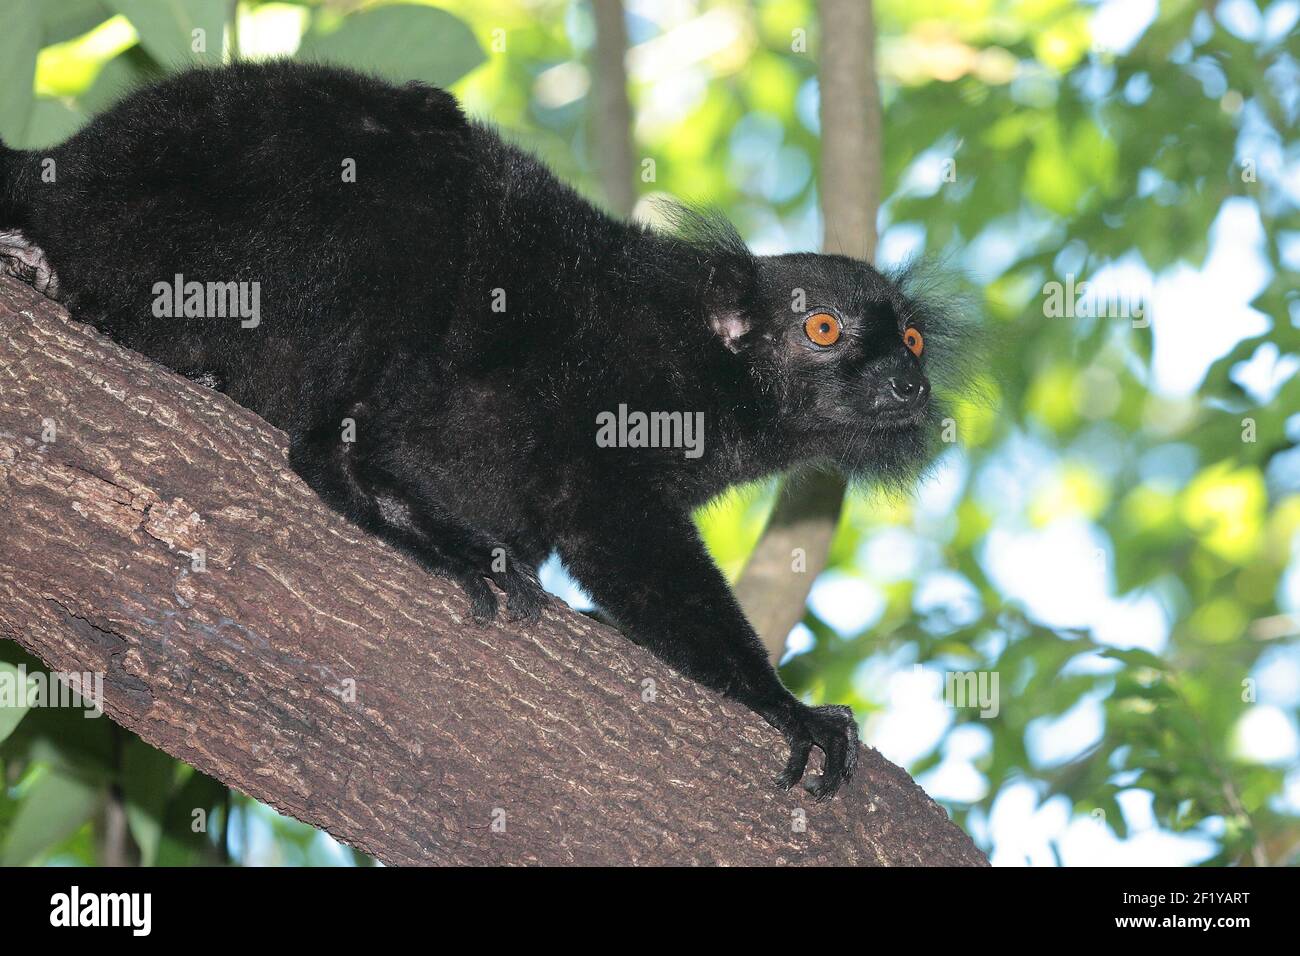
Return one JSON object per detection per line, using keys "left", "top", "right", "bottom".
{"left": 884, "top": 370, "right": 930, "bottom": 409}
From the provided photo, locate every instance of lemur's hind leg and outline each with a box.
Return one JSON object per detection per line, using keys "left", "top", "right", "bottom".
{"left": 361, "top": 457, "right": 549, "bottom": 623}
{"left": 0, "top": 230, "right": 60, "bottom": 299}
{"left": 288, "top": 424, "right": 547, "bottom": 623}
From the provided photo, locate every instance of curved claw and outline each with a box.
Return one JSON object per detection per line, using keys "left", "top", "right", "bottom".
{"left": 448, "top": 541, "right": 544, "bottom": 625}
{"left": 458, "top": 573, "right": 499, "bottom": 624}
{"left": 501, "top": 563, "right": 546, "bottom": 623}
{"left": 775, "top": 736, "right": 812, "bottom": 790}
{"left": 777, "top": 703, "right": 859, "bottom": 800}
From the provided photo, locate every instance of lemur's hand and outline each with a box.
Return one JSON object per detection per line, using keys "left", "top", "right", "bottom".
{"left": 774, "top": 703, "right": 859, "bottom": 800}
{"left": 0, "top": 230, "right": 60, "bottom": 299}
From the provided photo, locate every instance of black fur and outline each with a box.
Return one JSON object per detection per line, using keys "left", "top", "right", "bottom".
{"left": 0, "top": 61, "right": 966, "bottom": 799}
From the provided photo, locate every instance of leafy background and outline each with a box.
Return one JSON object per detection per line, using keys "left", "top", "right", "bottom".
{"left": 0, "top": 0, "right": 1297, "bottom": 866}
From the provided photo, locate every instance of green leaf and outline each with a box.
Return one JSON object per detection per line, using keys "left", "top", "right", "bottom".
{"left": 0, "top": 695, "right": 116, "bottom": 782}
{"left": 40, "top": 0, "right": 112, "bottom": 45}
{"left": 1098, "top": 647, "right": 1170, "bottom": 671}
{"left": 1, "top": 768, "right": 100, "bottom": 865}
{"left": 105, "top": 0, "right": 228, "bottom": 66}
{"left": 79, "top": 45, "right": 164, "bottom": 115}
{"left": 1100, "top": 793, "right": 1128, "bottom": 840}
{"left": 154, "top": 771, "right": 226, "bottom": 865}
{"left": 0, "top": 0, "right": 40, "bottom": 144}
{"left": 0, "top": 663, "right": 36, "bottom": 745}
{"left": 297, "top": 4, "right": 486, "bottom": 89}
{"left": 122, "top": 737, "right": 176, "bottom": 866}
{"left": 21, "top": 98, "right": 88, "bottom": 149}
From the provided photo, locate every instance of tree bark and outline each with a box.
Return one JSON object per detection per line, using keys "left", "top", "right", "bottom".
{"left": 818, "top": 0, "right": 883, "bottom": 262}
{"left": 736, "top": 0, "right": 883, "bottom": 661}
{"left": 0, "top": 278, "right": 986, "bottom": 866}
{"left": 590, "top": 0, "right": 637, "bottom": 218}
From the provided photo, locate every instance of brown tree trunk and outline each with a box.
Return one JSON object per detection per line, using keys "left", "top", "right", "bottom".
{"left": 735, "top": 0, "right": 884, "bottom": 661}
{"left": 590, "top": 0, "right": 637, "bottom": 218}
{"left": 0, "top": 278, "right": 986, "bottom": 866}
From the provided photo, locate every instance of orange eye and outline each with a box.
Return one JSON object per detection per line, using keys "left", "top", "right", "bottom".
{"left": 804, "top": 312, "right": 841, "bottom": 346}
{"left": 903, "top": 327, "right": 924, "bottom": 357}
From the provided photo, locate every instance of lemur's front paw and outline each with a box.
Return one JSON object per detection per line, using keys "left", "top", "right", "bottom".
{"left": 774, "top": 703, "right": 859, "bottom": 800}
{"left": 0, "top": 230, "right": 60, "bottom": 298}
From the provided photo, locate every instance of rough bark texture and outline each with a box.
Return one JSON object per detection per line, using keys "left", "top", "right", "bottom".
{"left": 735, "top": 0, "right": 883, "bottom": 660}
{"left": 0, "top": 278, "right": 987, "bottom": 866}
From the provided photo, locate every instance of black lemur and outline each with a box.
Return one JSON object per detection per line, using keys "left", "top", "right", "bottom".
{"left": 0, "top": 61, "right": 961, "bottom": 800}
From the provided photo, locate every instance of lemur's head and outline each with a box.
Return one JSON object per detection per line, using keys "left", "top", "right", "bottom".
{"left": 707, "top": 255, "right": 970, "bottom": 484}
{"left": 718, "top": 250, "right": 931, "bottom": 413}
{"left": 659, "top": 204, "right": 976, "bottom": 482}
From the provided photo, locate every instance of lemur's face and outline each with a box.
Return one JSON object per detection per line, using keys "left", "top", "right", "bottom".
{"left": 706, "top": 252, "right": 940, "bottom": 479}
{"left": 763, "top": 253, "right": 931, "bottom": 428}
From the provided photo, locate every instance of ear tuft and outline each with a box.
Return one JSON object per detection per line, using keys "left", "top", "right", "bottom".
{"left": 709, "top": 310, "right": 751, "bottom": 353}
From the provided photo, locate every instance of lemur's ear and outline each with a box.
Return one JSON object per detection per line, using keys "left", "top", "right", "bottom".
{"left": 708, "top": 309, "right": 752, "bottom": 353}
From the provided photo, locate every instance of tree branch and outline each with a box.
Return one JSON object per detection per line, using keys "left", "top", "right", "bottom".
{"left": 0, "top": 278, "right": 985, "bottom": 866}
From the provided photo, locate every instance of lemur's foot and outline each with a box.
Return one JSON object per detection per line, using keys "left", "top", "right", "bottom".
{"left": 774, "top": 703, "right": 859, "bottom": 800}
{"left": 456, "top": 571, "right": 500, "bottom": 624}
{"left": 497, "top": 561, "right": 546, "bottom": 623}
{"left": 459, "top": 544, "right": 545, "bottom": 625}
{"left": 0, "top": 230, "right": 60, "bottom": 299}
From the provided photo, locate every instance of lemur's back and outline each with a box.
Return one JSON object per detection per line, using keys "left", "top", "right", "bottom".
{"left": 2, "top": 61, "right": 475, "bottom": 431}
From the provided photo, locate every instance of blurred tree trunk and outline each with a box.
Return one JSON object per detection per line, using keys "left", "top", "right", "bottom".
{"left": 96, "top": 789, "right": 137, "bottom": 867}
{"left": 0, "top": 277, "right": 986, "bottom": 866}
{"left": 95, "top": 725, "right": 139, "bottom": 867}
{"left": 590, "top": 0, "right": 636, "bottom": 217}
{"left": 735, "top": 0, "right": 883, "bottom": 661}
